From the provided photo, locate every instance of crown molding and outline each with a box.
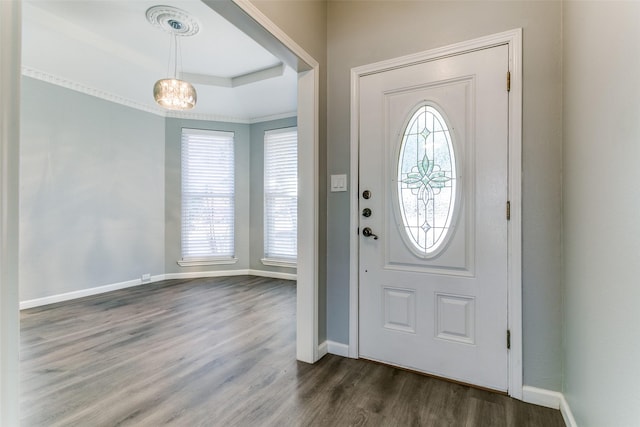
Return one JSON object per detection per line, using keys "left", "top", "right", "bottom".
{"left": 249, "top": 111, "right": 297, "bottom": 124}
{"left": 22, "top": 66, "right": 166, "bottom": 117}
{"left": 22, "top": 66, "right": 296, "bottom": 124}
{"left": 164, "top": 109, "right": 296, "bottom": 125}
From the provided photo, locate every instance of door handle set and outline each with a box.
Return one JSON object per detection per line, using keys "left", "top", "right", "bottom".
{"left": 361, "top": 190, "right": 379, "bottom": 240}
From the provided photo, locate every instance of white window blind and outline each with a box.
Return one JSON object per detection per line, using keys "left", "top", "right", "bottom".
{"left": 181, "top": 128, "right": 235, "bottom": 261}
{"left": 264, "top": 127, "right": 297, "bottom": 264}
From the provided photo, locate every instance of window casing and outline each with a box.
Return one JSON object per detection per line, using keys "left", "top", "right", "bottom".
{"left": 263, "top": 127, "right": 297, "bottom": 267}
{"left": 180, "top": 128, "right": 236, "bottom": 265}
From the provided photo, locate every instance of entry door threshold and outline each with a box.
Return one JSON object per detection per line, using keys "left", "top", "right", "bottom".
{"left": 359, "top": 356, "right": 508, "bottom": 396}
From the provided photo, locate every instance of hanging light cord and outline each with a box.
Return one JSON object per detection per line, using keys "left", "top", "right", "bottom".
{"left": 165, "top": 33, "right": 172, "bottom": 78}
{"left": 173, "top": 34, "right": 178, "bottom": 79}
{"left": 165, "top": 33, "right": 180, "bottom": 79}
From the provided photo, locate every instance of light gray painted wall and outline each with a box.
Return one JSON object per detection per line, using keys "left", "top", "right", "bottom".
{"left": 20, "top": 81, "right": 294, "bottom": 299}
{"left": 164, "top": 118, "right": 251, "bottom": 273}
{"left": 249, "top": 117, "right": 298, "bottom": 273}
{"left": 563, "top": 2, "right": 640, "bottom": 425}
{"left": 20, "top": 77, "right": 165, "bottom": 301}
{"left": 327, "top": 1, "right": 563, "bottom": 390}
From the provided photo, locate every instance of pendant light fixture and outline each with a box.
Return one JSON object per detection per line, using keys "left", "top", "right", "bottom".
{"left": 146, "top": 6, "right": 200, "bottom": 111}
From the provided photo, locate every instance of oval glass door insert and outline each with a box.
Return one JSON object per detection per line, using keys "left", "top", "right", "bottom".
{"left": 397, "top": 104, "right": 457, "bottom": 256}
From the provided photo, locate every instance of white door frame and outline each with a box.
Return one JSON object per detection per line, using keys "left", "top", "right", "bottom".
{"left": 0, "top": 2, "right": 22, "bottom": 425}
{"left": 348, "top": 29, "right": 523, "bottom": 399}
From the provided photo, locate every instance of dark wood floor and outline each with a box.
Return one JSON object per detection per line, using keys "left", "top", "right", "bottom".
{"left": 21, "top": 276, "right": 564, "bottom": 426}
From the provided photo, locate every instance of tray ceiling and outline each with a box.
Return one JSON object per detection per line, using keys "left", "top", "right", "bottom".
{"left": 21, "top": 0, "right": 298, "bottom": 123}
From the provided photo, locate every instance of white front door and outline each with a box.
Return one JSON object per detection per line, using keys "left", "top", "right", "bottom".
{"left": 358, "top": 45, "right": 510, "bottom": 391}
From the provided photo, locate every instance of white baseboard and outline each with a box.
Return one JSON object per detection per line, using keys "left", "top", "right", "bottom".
{"left": 163, "top": 269, "right": 296, "bottom": 281}
{"left": 318, "top": 341, "right": 328, "bottom": 358}
{"left": 522, "top": 386, "right": 577, "bottom": 427}
{"left": 317, "top": 340, "right": 349, "bottom": 358}
{"left": 163, "top": 269, "right": 251, "bottom": 280}
{"left": 522, "top": 385, "right": 562, "bottom": 409}
{"left": 327, "top": 340, "right": 349, "bottom": 357}
{"left": 559, "top": 394, "right": 578, "bottom": 427}
{"left": 20, "top": 269, "right": 296, "bottom": 309}
{"left": 248, "top": 269, "right": 297, "bottom": 281}
{"left": 19, "top": 275, "right": 163, "bottom": 310}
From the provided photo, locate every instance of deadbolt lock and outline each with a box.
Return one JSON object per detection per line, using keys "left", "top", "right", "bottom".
{"left": 362, "top": 208, "right": 372, "bottom": 217}
{"left": 362, "top": 190, "right": 371, "bottom": 199}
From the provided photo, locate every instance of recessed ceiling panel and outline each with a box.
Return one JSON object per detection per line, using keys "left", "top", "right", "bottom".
{"left": 22, "top": 0, "right": 297, "bottom": 122}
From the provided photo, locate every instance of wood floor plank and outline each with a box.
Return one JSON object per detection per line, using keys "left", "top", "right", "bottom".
{"left": 21, "top": 276, "right": 564, "bottom": 426}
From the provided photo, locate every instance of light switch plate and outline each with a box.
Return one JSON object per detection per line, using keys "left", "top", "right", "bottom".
{"left": 330, "top": 174, "right": 347, "bottom": 192}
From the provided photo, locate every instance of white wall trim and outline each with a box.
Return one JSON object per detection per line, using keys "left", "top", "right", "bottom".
{"left": 167, "top": 109, "right": 298, "bottom": 125}
{"left": 318, "top": 340, "right": 328, "bottom": 358}
{"left": 0, "top": 1, "right": 22, "bottom": 425}
{"left": 19, "top": 276, "right": 162, "bottom": 310}
{"left": 522, "top": 385, "right": 563, "bottom": 409}
{"left": 560, "top": 394, "right": 578, "bottom": 427}
{"left": 327, "top": 341, "right": 350, "bottom": 358}
{"left": 20, "top": 270, "right": 297, "bottom": 310}
{"left": 349, "top": 29, "right": 523, "bottom": 398}
{"left": 22, "top": 66, "right": 297, "bottom": 125}
{"left": 318, "top": 340, "right": 350, "bottom": 359}
{"left": 162, "top": 270, "right": 250, "bottom": 281}
{"left": 248, "top": 269, "right": 297, "bottom": 281}
{"left": 505, "top": 28, "right": 524, "bottom": 401}
{"left": 164, "top": 269, "right": 297, "bottom": 281}
{"left": 522, "top": 386, "right": 577, "bottom": 427}
{"left": 21, "top": 66, "right": 167, "bottom": 117}
{"left": 348, "top": 63, "right": 360, "bottom": 360}
{"left": 293, "top": 68, "right": 319, "bottom": 364}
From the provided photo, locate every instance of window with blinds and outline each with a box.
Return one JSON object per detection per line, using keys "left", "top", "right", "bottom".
{"left": 181, "top": 128, "right": 235, "bottom": 263}
{"left": 263, "top": 127, "right": 297, "bottom": 265}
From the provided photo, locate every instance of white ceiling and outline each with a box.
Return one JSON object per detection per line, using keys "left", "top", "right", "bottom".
{"left": 21, "top": 0, "right": 298, "bottom": 123}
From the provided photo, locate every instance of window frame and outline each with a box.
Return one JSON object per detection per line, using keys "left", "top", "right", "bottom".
{"left": 178, "top": 127, "right": 237, "bottom": 266}
{"left": 262, "top": 126, "right": 298, "bottom": 268}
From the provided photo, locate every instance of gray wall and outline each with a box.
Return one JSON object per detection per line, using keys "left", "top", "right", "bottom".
{"left": 249, "top": 117, "right": 298, "bottom": 273}
{"left": 563, "top": 2, "right": 640, "bottom": 425}
{"left": 164, "top": 118, "right": 251, "bottom": 274}
{"left": 326, "top": 1, "right": 563, "bottom": 391}
{"left": 21, "top": 79, "right": 298, "bottom": 301}
{"left": 20, "top": 77, "right": 165, "bottom": 301}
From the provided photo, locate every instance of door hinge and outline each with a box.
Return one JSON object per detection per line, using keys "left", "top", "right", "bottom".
{"left": 507, "top": 329, "right": 511, "bottom": 349}
{"left": 506, "top": 200, "right": 511, "bottom": 220}
{"left": 507, "top": 71, "right": 511, "bottom": 92}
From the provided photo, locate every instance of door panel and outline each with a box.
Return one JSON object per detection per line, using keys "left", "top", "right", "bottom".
{"left": 358, "top": 45, "right": 509, "bottom": 391}
{"left": 385, "top": 78, "right": 473, "bottom": 275}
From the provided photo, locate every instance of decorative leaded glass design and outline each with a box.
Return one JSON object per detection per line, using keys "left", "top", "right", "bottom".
{"left": 398, "top": 105, "right": 456, "bottom": 256}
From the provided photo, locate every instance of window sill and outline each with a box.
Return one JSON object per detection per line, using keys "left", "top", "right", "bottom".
{"left": 261, "top": 258, "right": 297, "bottom": 269}
{"left": 177, "top": 257, "right": 239, "bottom": 267}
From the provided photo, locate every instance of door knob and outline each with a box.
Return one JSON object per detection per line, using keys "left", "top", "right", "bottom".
{"left": 362, "top": 227, "right": 379, "bottom": 240}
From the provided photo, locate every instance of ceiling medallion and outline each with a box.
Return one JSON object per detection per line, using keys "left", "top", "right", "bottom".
{"left": 145, "top": 6, "right": 200, "bottom": 37}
